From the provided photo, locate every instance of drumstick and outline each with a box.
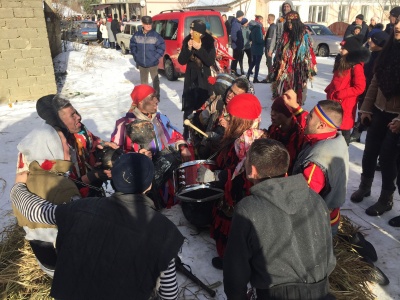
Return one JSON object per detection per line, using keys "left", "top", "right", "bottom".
{"left": 184, "top": 119, "right": 208, "bottom": 138}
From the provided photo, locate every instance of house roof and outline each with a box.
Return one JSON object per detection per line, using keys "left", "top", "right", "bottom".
{"left": 187, "top": 0, "right": 239, "bottom": 8}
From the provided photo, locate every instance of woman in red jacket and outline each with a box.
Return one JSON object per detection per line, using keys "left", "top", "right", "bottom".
{"left": 325, "top": 36, "right": 370, "bottom": 144}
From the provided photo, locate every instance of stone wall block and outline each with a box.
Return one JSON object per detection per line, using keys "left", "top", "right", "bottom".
{"left": 0, "top": 78, "right": 19, "bottom": 89}
{"left": 10, "top": 86, "right": 31, "bottom": 100}
{"left": 26, "top": 66, "right": 45, "bottom": 76}
{"left": 34, "top": 56, "right": 52, "bottom": 66}
{"left": 7, "top": 68, "right": 27, "bottom": 78}
{"left": 36, "top": 74, "right": 55, "bottom": 85}
{"left": 0, "top": 70, "right": 7, "bottom": 79}
{"left": 13, "top": 8, "right": 34, "bottom": 18}
{"left": 17, "top": 28, "right": 39, "bottom": 38}
{"left": 1, "top": 49, "right": 22, "bottom": 60}
{"left": 6, "top": 18, "right": 25, "bottom": 29}
{"left": 22, "top": 1, "right": 43, "bottom": 8}
{"left": 0, "top": 29, "right": 19, "bottom": 39}
{"left": 0, "top": 40, "right": 10, "bottom": 51}
{"left": 17, "top": 76, "right": 37, "bottom": 87}
{"left": 9, "top": 38, "right": 30, "bottom": 49}
{"left": 33, "top": 8, "right": 45, "bottom": 18}
{"left": 21, "top": 48, "right": 41, "bottom": 58}
{"left": 15, "top": 57, "right": 34, "bottom": 68}
{"left": 2, "top": 1, "right": 22, "bottom": 8}
{"left": 0, "top": 8, "right": 14, "bottom": 19}
{"left": 30, "top": 37, "right": 49, "bottom": 48}
{"left": 26, "top": 18, "right": 45, "bottom": 28}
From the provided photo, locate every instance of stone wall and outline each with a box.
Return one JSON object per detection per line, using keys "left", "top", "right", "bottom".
{"left": 0, "top": 0, "right": 57, "bottom": 104}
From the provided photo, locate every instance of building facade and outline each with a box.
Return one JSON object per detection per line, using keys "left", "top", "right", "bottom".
{"left": 0, "top": 0, "right": 58, "bottom": 104}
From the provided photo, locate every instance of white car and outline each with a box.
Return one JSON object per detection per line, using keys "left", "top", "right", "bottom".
{"left": 305, "top": 23, "right": 342, "bottom": 57}
{"left": 116, "top": 21, "right": 142, "bottom": 54}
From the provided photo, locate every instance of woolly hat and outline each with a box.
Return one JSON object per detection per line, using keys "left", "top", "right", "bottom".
{"left": 190, "top": 20, "right": 206, "bottom": 34}
{"left": 241, "top": 18, "right": 249, "bottom": 25}
{"left": 36, "top": 94, "right": 74, "bottom": 129}
{"left": 354, "top": 24, "right": 362, "bottom": 31}
{"left": 111, "top": 153, "right": 154, "bottom": 194}
{"left": 226, "top": 94, "right": 261, "bottom": 120}
{"left": 209, "top": 73, "right": 235, "bottom": 96}
{"left": 271, "top": 96, "right": 292, "bottom": 118}
{"left": 371, "top": 31, "right": 389, "bottom": 47}
{"left": 130, "top": 85, "right": 155, "bottom": 105}
{"left": 340, "top": 36, "right": 362, "bottom": 52}
{"left": 390, "top": 6, "right": 400, "bottom": 18}
{"left": 368, "top": 28, "right": 382, "bottom": 38}
{"left": 356, "top": 14, "right": 364, "bottom": 21}
{"left": 236, "top": 10, "right": 244, "bottom": 18}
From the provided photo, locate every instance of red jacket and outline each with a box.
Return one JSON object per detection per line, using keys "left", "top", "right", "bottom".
{"left": 325, "top": 63, "right": 366, "bottom": 130}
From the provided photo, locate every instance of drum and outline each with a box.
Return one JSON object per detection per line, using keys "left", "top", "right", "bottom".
{"left": 174, "top": 160, "right": 224, "bottom": 227}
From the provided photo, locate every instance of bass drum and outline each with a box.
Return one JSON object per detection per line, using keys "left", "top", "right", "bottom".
{"left": 174, "top": 160, "right": 224, "bottom": 227}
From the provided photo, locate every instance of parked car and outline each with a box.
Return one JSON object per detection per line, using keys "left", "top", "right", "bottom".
{"left": 62, "top": 21, "right": 98, "bottom": 43}
{"left": 152, "top": 9, "right": 229, "bottom": 81}
{"left": 77, "top": 21, "right": 98, "bottom": 43}
{"left": 116, "top": 21, "right": 142, "bottom": 54}
{"left": 304, "top": 23, "right": 342, "bottom": 57}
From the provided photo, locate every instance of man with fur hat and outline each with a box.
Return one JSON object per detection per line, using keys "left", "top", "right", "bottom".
{"left": 325, "top": 35, "right": 370, "bottom": 144}
{"left": 223, "top": 139, "right": 335, "bottom": 299}
{"left": 130, "top": 16, "right": 165, "bottom": 98}
{"left": 11, "top": 153, "right": 184, "bottom": 300}
{"left": 269, "top": 0, "right": 293, "bottom": 56}
{"left": 178, "top": 19, "right": 216, "bottom": 139}
{"left": 344, "top": 14, "right": 369, "bottom": 43}
{"left": 20, "top": 94, "right": 118, "bottom": 197}
{"left": 283, "top": 90, "right": 349, "bottom": 235}
{"left": 384, "top": 6, "right": 400, "bottom": 34}
{"left": 111, "top": 84, "right": 191, "bottom": 207}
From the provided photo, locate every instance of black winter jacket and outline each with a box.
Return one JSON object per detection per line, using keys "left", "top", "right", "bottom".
{"left": 51, "top": 193, "right": 184, "bottom": 300}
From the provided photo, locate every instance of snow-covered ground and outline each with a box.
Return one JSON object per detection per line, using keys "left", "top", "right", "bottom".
{"left": 0, "top": 43, "right": 399, "bottom": 299}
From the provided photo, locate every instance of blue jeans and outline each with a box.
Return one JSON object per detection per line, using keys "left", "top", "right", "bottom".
{"left": 247, "top": 55, "right": 262, "bottom": 80}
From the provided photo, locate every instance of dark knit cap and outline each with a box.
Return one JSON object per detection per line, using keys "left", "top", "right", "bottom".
{"left": 141, "top": 16, "right": 152, "bottom": 24}
{"left": 36, "top": 94, "right": 73, "bottom": 128}
{"left": 241, "top": 18, "right": 248, "bottom": 25}
{"left": 354, "top": 24, "right": 362, "bottom": 30}
{"left": 371, "top": 31, "right": 389, "bottom": 47}
{"left": 340, "top": 36, "right": 362, "bottom": 52}
{"left": 114, "top": 13, "right": 118, "bottom": 19}
{"left": 356, "top": 14, "right": 364, "bottom": 21}
{"left": 271, "top": 96, "right": 292, "bottom": 118}
{"left": 111, "top": 153, "right": 154, "bottom": 194}
{"left": 390, "top": 6, "right": 400, "bottom": 17}
{"left": 236, "top": 10, "right": 244, "bottom": 18}
{"left": 190, "top": 20, "right": 206, "bottom": 34}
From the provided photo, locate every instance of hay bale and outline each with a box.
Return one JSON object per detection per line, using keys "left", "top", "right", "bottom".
{"left": 329, "top": 216, "right": 377, "bottom": 300}
{"left": 0, "top": 222, "right": 52, "bottom": 299}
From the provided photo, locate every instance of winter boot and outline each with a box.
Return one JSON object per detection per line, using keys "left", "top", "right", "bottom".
{"left": 365, "top": 190, "right": 393, "bottom": 216}
{"left": 350, "top": 176, "right": 373, "bottom": 203}
{"left": 349, "top": 129, "right": 362, "bottom": 143}
{"left": 388, "top": 215, "right": 400, "bottom": 227}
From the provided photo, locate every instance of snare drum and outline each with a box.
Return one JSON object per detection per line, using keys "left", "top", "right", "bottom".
{"left": 173, "top": 160, "right": 224, "bottom": 202}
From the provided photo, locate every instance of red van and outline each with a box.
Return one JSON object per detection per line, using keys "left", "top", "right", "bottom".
{"left": 152, "top": 10, "right": 229, "bottom": 81}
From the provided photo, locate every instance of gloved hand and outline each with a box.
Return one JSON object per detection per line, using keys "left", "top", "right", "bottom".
{"left": 196, "top": 165, "right": 220, "bottom": 183}
{"left": 86, "top": 169, "right": 109, "bottom": 183}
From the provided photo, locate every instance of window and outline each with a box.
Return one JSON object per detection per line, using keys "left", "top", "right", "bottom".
{"left": 124, "top": 25, "right": 131, "bottom": 34}
{"left": 338, "top": 5, "right": 348, "bottom": 22}
{"left": 154, "top": 20, "right": 166, "bottom": 37}
{"left": 164, "top": 19, "right": 179, "bottom": 40}
{"left": 361, "top": 5, "right": 369, "bottom": 18}
{"left": 309, "top": 5, "right": 328, "bottom": 23}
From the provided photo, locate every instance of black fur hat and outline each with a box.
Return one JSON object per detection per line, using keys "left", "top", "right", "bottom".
{"left": 36, "top": 94, "right": 73, "bottom": 129}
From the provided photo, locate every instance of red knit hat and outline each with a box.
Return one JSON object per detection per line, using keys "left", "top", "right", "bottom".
{"left": 130, "top": 85, "right": 155, "bottom": 105}
{"left": 226, "top": 94, "right": 261, "bottom": 120}
{"left": 271, "top": 96, "right": 292, "bottom": 118}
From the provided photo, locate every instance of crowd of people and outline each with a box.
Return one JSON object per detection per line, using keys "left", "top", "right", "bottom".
{"left": 9, "top": 4, "right": 400, "bottom": 299}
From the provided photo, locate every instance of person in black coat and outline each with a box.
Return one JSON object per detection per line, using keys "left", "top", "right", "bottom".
{"left": 111, "top": 14, "right": 121, "bottom": 50}
{"left": 178, "top": 19, "right": 216, "bottom": 139}
{"left": 344, "top": 14, "right": 369, "bottom": 44}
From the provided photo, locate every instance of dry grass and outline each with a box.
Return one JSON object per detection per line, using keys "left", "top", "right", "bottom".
{"left": 329, "top": 216, "right": 377, "bottom": 300}
{"left": 0, "top": 222, "right": 52, "bottom": 299}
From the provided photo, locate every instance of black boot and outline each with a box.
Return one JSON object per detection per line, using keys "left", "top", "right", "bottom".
{"left": 349, "top": 129, "right": 362, "bottom": 143}
{"left": 350, "top": 176, "right": 373, "bottom": 203}
{"left": 388, "top": 215, "right": 400, "bottom": 227}
{"left": 365, "top": 190, "right": 393, "bottom": 216}
{"left": 211, "top": 257, "right": 223, "bottom": 270}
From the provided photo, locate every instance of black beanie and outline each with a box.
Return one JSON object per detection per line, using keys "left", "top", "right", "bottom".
{"left": 340, "top": 36, "right": 362, "bottom": 52}
{"left": 190, "top": 20, "right": 206, "bottom": 34}
{"left": 111, "top": 153, "right": 154, "bottom": 194}
{"left": 213, "top": 73, "right": 235, "bottom": 96}
{"left": 114, "top": 13, "right": 118, "bottom": 19}
{"left": 371, "top": 31, "right": 389, "bottom": 47}
{"left": 356, "top": 14, "right": 364, "bottom": 21}
{"left": 236, "top": 10, "right": 244, "bottom": 18}
{"left": 390, "top": 6, "right": 400, "bottom": 18}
